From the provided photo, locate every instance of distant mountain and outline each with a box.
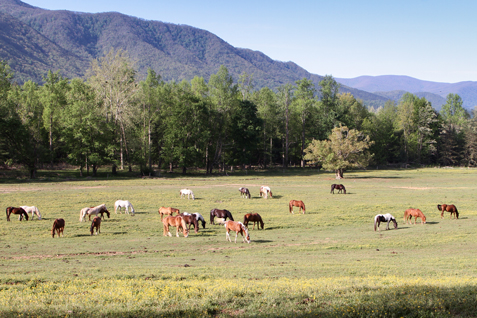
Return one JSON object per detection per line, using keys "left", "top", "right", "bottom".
{"left": 0, "top": 0, "right": 390, "bottom": 107}
{"left": 373, "top": 90, "right": 447, "bottom": 111}
{"left": 336, "top": 75, "right": 477, "bottom": 111}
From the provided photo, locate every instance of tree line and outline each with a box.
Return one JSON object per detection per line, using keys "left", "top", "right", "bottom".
{"left": 1, "top": 49, "right": 477, "bottom": 178}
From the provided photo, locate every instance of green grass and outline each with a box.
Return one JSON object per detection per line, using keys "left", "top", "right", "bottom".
{"left": 0, "top": 167, "right": 476, "bottom": 317}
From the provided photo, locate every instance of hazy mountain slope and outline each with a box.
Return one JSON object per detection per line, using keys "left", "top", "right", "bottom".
{"left": 373, "top": 90, "right": 447, "bottom": 111}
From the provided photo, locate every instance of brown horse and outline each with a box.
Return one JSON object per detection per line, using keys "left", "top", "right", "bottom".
{"left": 239, "top": 187, "right": 251, "bottom": 199}
{"left": 51, "top": 218, "right": 65, "bottom": 238}
{"left": 224, "top": 221, "right": 250, "bottom": 243}
{"left": 180, "top": 213, "right": 199, "bottom": 233}
{"left": 331, "top": 184, "right": 346, "bottom": 194}
{"left": 243, "top": 213, "right": 264, "bottom": 230}
{"left": 6, "top": 207, "right": 29, "bottom": 222}
{"left": 90, "top": 216, "right": 101, "bottom": 235}
{"left": 404, "top": 208, "right": 427, "bottom": 225}
{"left": 162, "top": 216, "right": 189, "bottom": 237}
{"left": 289, "top": 200, "right": 306, "bottom": 214}
{"left": 210, "top": 208, "right": 234, "bottom": 225}
{"left": 437, "top": 204, "right": 459, "bottom": 219}
{"left": 158, "top": 207, "right": 180, "bottom": 220}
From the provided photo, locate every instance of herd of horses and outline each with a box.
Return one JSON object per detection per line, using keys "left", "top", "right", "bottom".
{"left": 5, "top": 183, "right": 461, "bottom": 241}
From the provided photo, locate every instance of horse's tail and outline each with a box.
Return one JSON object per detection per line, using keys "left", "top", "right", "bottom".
{"left": 331, "top": 184, "right": 334, "bottom": 193}
{"left": 210, "top": 210, "right": 215, "bottom": 224}
{"left": 51, "top": 220, "right": 57, "bottom": 237}
{"left": 181, "top": 218, "right": 189, "bottom": 237}
{"left": 259, "top": 216, "right": 264, "bottom": 229}
{"left": 374, "top": 215, "right": 378, "bottom": 231}
{"left": 228, "top": 211, "right": 234, "bottom": 221}
{"left": 455, "top": 207, "right": 459, "bottom": 219}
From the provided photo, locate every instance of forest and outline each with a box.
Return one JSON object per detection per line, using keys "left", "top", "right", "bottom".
{"left": 1, "top": 49, "right": 476, "bottom": 178}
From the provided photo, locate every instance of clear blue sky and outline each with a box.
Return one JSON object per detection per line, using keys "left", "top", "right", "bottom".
{"left": 25, "top": 0, "right": 477, "bottom": 83}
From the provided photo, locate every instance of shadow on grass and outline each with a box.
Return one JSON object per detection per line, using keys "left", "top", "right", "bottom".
{"left": 252, "top": 239, "right": 274, "bottom": 243}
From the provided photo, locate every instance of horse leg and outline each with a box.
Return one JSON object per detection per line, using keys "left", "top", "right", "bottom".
{"left": 235, "top": 231, "right": 238, "bottom": 243}
{"left": 226, "top": 230, "right": 231, "bottom": 242}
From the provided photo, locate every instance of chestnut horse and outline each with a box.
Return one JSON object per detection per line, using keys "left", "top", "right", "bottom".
{"left": 259, "top": 186, "right": 272, "bottom": 199}
{"left": 6, "top": 207, "right": 28, "bottom": 221}
{"left": 183, "top": 212, "right": 206, "bottom": 229}
{"left": 239, "top": 187, "right": 251, "bottom": 199}
{"left": 210, "top": 208, "right": 234, "bottom": 225}
{"left": 90, "top": 216, "right": 101, "bottom": 235}
{"left": 224, "top": 221, "right": 250, "bottom": 243}
{"left": 158, "top": 207, "right": 180, "bottom": 220}
{"left": 437, "top": 204, "right": 459, "bottom": 219}
{"left": 162, "top": 216, "right": 189, "bottom": 237}
{"left": 289, "top": 200, "right": 306, "bottom": 214}
{"left": 180, "top": 213, "right": 199, "bottom": 233}
{"left": 330, "top": 184, "right": 346, "bottom": 194}
{"left": 51, "top": 218, "right": 65, "bottom": 238}
{"left": 404, "top": 208, "right": 427, "bottom": 225}
{"left": 374, "top": 213, "right": 398, "bottom": 231}
{"left": 243, "top": 213, "right": 264, "bottom": 230}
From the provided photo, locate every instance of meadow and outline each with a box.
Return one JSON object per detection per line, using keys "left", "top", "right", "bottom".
{"left": 0, "top": 167, "right": 476, "bottom": 317}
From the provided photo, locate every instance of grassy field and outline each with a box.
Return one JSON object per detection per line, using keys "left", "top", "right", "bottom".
{"left": 0, "top": 167, "right": 476, "bottom": 317}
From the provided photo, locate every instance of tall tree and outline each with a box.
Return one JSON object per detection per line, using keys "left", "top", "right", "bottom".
{"left": 277, "top": 83, "right": 294, "bottom": 168}
{"left": 293, "top": 78, "right": 316, "bottom": 167}
{"left": 440, "top": 93, "right": 468, "bottom": 127}
{"left": 255, "top": 87, "right": 281, "bottom": 167}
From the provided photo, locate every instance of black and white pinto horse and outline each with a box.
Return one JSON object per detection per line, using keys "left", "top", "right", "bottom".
{"left": 183, "top": 212, "right": 207, "bottom": 229}
{"left": 374, "top": 213, "right": 398, "bottom": 231}
{"left": 239, "top": 187, "right": 251, "bottom": 199}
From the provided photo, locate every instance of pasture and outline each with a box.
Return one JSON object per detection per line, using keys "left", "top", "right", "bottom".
{"left": 0, "top": 168, "right": 476, "bottom": 317}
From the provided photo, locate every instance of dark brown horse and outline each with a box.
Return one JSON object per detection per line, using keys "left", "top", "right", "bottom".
{"left": 437, "top": 204, "right": 459, "bottom": 219}
{"left": 51, "top": 218, "right": 65, "bottom": 238}
{"left": 239, "top": 187, "right": 251, "bottom": 199}
{"left": 330, "top": 184, "right": 346, "bottom": 194}
{"left": 6, "top": 207, "right": 29, "bottom": 222}
{"left": 243, "top": 213, "right": 264, "bottom": 230}
{"left": 210, "top": 208, "right": 234, "bottom": 225}
{"left": 180, "top": 213, "right": 200, "bottom": 233}
{"left": 90, "top": 216, "right": 101, "bottom": 235}
{"left": 289, "top": 200, "right": 306, "bottom": 214}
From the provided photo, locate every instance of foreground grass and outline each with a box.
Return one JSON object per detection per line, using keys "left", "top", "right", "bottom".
{"left": 0, "top": 167, "right": 476, "bottom": 317}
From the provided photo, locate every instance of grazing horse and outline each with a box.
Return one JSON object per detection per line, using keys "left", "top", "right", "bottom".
{"left": 183, "top": 212, "right": 206, "bottom": 229}
{"left": 437, "top": 204, "right": 459, "bottom": 219}
{"left": 404, "top": 208, "right": 427, "bottom": 225}
{"left": 80, "top": 204, "right": 110, "bottom": 222}
{"left": 330, "top": 184, "right": 346, "bottom": 194}
{"left": 162, "top": 216, "right": 189, "bottom": 237}
{"left": 243, "top": 213, "right": 264, "bottom": 230}
{"left": 6, "top": 207, "right": 29, "bottom": 222}
{"left": 224, "top": 221, "right": 251, "bottom": 243}
{"left": 20, "top": 206, "right": 42, "bottom": 220}
{"left": 114, "top": 200, "right": 135, "bottom": 215}
{"left": 158, "top": 207, "right": 180, "bottom": 220}
{"left": 259, "top": 186, "right": 273, "bottom": 199}
{"left": 180, "top": 213, "right": 200, "bottom": 233}
{"left": 90, "top": 216, "right": 101, "bottom": 235}
{"left": 179, "top": 189, "right": 195, "bottom": 200}
{"left": 210, "top": 208, "right": 234, "bottom": 225}
{"left": 239, "top": 187, "right": 251, "bottom": 199}
{"left": 374, "top": 213, "right": 398, "bottom": 231}
{"left": 51, "top": 218, "right": 65, "bottom": 238}
{"left": 289, "top": 200, "right": 306, "bottom": 214}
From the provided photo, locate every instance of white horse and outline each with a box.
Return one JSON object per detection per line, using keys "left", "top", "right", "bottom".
{"left": 183, "top": 212, "right": 206, "bottom": 229}
{"left": 80, "top": 204, "right": 110, "bottom": 222}
{"left": 374, "top": 213, "right": 398, "bottom": 231}
{"left": 259, "top": 186, "right": 272, "bottom": 199}
{"left": 20, "top": 206, "right": 42, "bottom": 220}
{"left": 114, "top": 200, "right": 135, "bottom": 214}
{"left": 179, "top": 189, "right": 195, "bottom": 200}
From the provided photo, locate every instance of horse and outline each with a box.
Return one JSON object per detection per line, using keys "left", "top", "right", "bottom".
{"left": 114, "top": 200, "right": 135, "bottom": 215}
{"left": 20, "top": 206, "right": 42, "bottom": 220}
{"left": 79, "top": 204, "right": 110, "bottom": 222}
{"left": 6, "top": 207, "right": 29, "bottom": 222}
{"left": 158, "top": 207, "right": 180, "bottom": 220}
{"left": 404, "top": 208, "right": 427, "bottom": 225}
{"left": 374, "top": 213, "right": 398, "bottom": 231}
{"left": 259, "top": 186, "right": 273, "bottom": 199}
{"left": 224, "top": 221, "right": 251, "bottom": 243}
{"left": 90, "top": 216, "right": 101, "bottom": 235}
{"left": 239, "top": 187, "right": 251, "bottom": 199}
{"left": 437, "top": 204, "right": 459, "bottom": 219}
{"left": 162, "top": 216, "right": 189, "bottom": 237}
{"left": 289, "top": 200, "right": 306, "bottom": 214}
{"left": 179, "top": 189, "right": 195, "bottom": 200}
{"left": 183, "top": 212, "right": 206, "bottom": 229}
{"left": 243, "top": 213, "right": 264, "bottom": 230}
{"left": 51, "top": 218, "right": 65, "bottom": 238}
{"left": 179, "top": 213, "right": 200, "bottom": 233}
{"left": 210, "top": 208, "right": 234, "bottom": 225}
{"left": 331, "top": 184, "right": 346, "bottom": 194}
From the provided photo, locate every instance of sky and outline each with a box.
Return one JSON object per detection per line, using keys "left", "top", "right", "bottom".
{"left": 24, "top": 0, "right": 477, "bottom": 83}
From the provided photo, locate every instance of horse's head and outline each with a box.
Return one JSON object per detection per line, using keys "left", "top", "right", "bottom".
{"left": 105, "top": 210, "right": 111, "bottom": 218}
{"left": 269, "top": 191, "right": 273, "bottom": 198}
{"left": 242, "top": 225, "right": 251, "bottom": 243}
{"left": 437, "top": 204, "right": 442, "bottom": 211}
{"left": 392, "top": 218, "right": 398, "bottom": 229}
{"left": 421, "top": 214, "right": 427, "bottom": 224}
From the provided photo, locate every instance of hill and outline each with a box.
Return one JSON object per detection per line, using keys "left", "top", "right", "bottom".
{"left": 0, "top": 0, "right": 389, "bottom": 107}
